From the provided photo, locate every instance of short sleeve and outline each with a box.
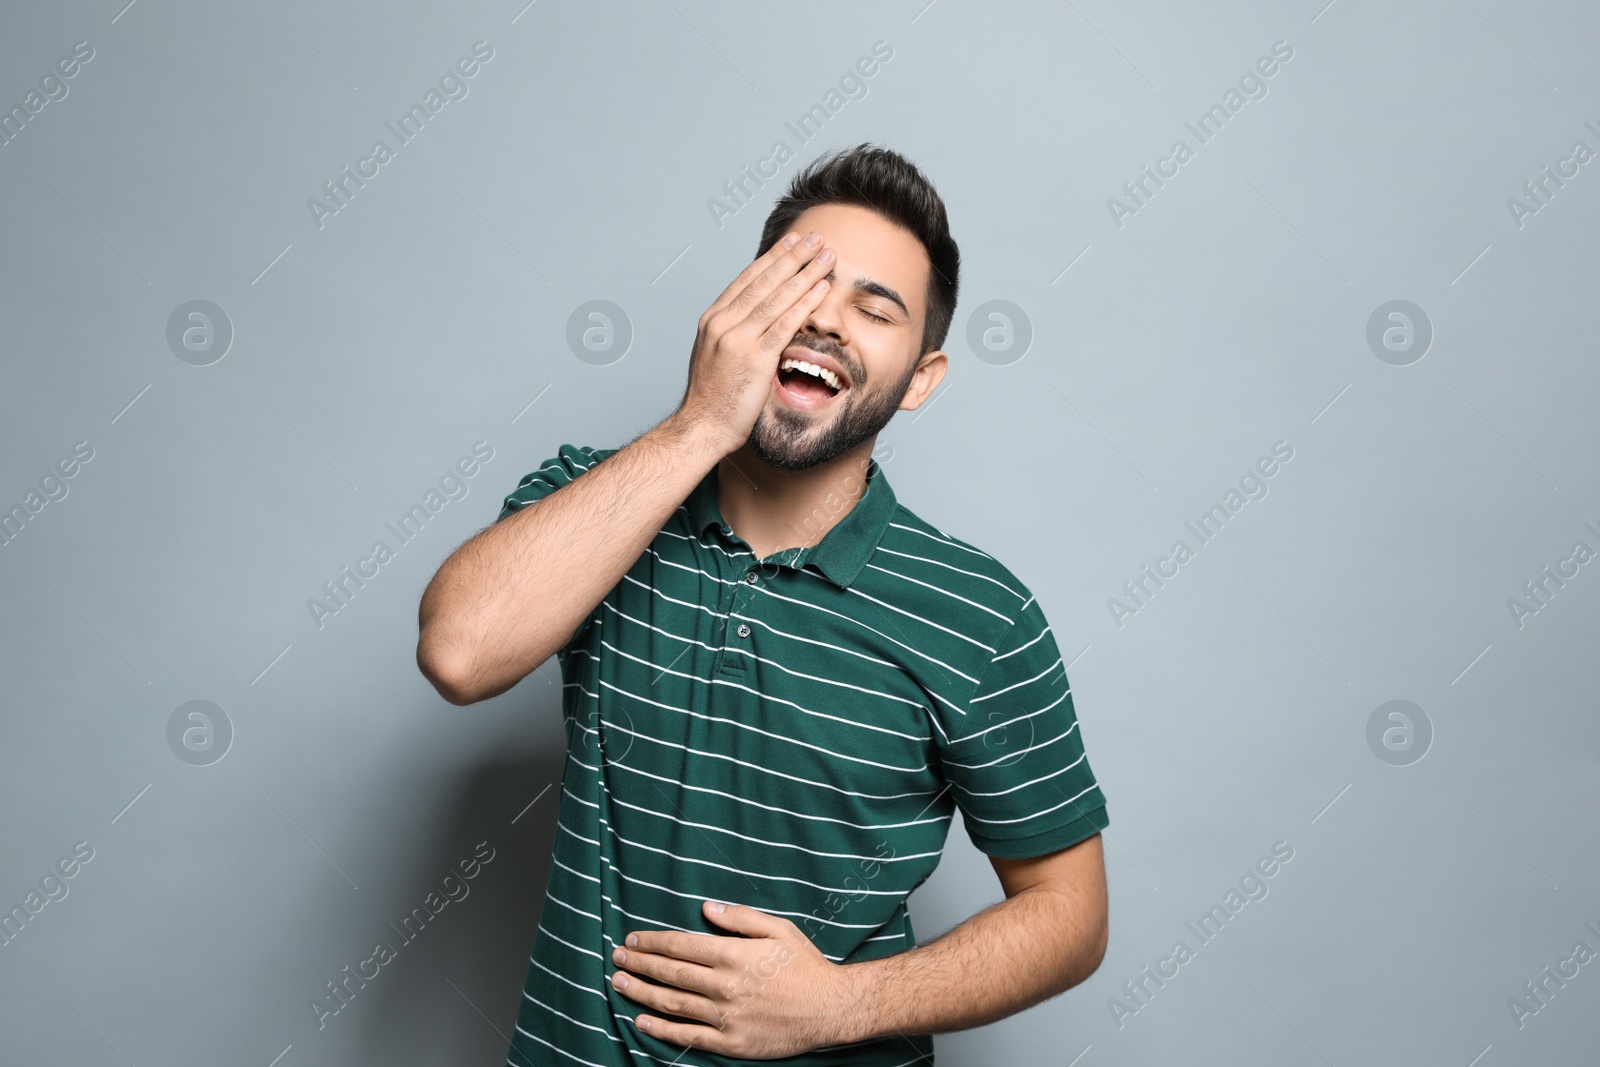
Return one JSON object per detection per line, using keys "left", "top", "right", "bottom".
{"left": 494, "top": 444, "right": 618, "bottom": 661}
{"left": 937, "top": 594, "right": 1109, "bottom": 859}
{"left": 495, "top": 444, "right": 615, "bottom": 523}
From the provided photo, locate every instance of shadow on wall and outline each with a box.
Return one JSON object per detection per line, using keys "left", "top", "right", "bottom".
{"left": 357, "top": 734, "right": 569, "bottom": 1062}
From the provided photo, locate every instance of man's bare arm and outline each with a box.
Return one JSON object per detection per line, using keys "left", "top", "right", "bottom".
{"left": 415, "top": 416, "right": 725, "bottom": 705}
{"left": 415, "top": 228, "right": 837, "bottom": 705}
{"left": 838, "top": 832, "right": 1108, "bottom": 1042}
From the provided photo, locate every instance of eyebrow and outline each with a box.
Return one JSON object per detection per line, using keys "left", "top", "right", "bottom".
{"left": 823, "top": 269, "right": 909, "bottom": 320}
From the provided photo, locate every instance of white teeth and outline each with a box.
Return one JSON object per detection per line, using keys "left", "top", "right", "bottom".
{"left": 779, "top": 357, "right": 841, "bottom": 391}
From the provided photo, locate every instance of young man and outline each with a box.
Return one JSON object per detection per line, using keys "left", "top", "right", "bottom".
{"left": 416, "top": 143, "right": 1110, "bottom": 1065}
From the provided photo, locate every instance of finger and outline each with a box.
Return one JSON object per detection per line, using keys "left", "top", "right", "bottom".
{"left": 722, "top": 235, "right": 831, "bottom": 325}
{"left": 615, "top": 947, "right": 717, "bottom": 996}
{"left": 702, "top": 900, "right": 796, "bottom": 939}
{"left": 752, "top": 274, "right": 831, "bottom": 356}
{"left": 627, "top": 930, "right": 733, "bottom": 968}
{"left": 632, "top": 1013, "right": 731, "bottom": 1054}
{"left": 612, "top": 969, "right": 721, "bottom": 1026}
{"left": 704, "top": 231, "right": 803, "bottom": 319}
{"left": 736, "top": 239, "right": 833, "bottom": 325}
{"left": 742, "top": 244, "right": 835, "bottom": 331}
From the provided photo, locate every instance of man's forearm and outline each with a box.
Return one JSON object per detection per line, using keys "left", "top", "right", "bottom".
{"left": 835, "top": 884, "right": 1107, "bottom": 1043}
{"left": 417, "top": 411, "right": 726, "bottom": 704}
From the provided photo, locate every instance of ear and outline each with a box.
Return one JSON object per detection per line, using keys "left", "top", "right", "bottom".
{"left": 898, "top": 349, "right": 948, "bottom": 412}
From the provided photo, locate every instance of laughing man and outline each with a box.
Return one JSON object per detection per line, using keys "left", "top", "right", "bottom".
{"left": 416, "top": 143, "right": 1110, "bottom": 1065}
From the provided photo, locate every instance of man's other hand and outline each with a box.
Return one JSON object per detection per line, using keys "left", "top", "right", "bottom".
{"left": 610, "top": 899, "right": 859, "bottom": 1059}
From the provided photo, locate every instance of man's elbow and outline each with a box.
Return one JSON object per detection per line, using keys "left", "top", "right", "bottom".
{"left": 1079, "top": 888, "right": 1109, "bottom": 971}
{"left": 416, "top": 636, "right": 482, "bottom": 706}
{"left": 1060, "top": 897, "right": 1109, "bottom": 989}
{"left": 1087, "top": 914, "right": 1109, "bottom": 974}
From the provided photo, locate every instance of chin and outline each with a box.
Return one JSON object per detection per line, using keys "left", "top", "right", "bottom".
{"left": 748, "top": 436, "right": 827, "bottom": 471}
{"left": 746, "top": 419, "right": 824, "bottom": 469}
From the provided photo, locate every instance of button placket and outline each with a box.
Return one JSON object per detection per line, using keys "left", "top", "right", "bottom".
{"left": 705, "top": 533, "right": 739, "bottom": 676}
{"left": 717, "top": 564, "right": 753, "bottom": 676}
{"left": 735, "top": 565, "right": 764, "bottom": 639}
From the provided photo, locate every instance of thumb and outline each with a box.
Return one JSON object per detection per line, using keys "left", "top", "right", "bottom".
{"left": 703, "top": 899, "right": 785, "bottom": 937}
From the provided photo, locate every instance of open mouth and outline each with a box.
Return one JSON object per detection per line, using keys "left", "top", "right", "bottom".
{"left": 775, "top": 355, "right": 845, "bottom": 409}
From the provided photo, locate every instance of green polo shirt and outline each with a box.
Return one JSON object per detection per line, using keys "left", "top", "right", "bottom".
{"left": 497, "top": 443, "right": 1108, "bottom": 1067}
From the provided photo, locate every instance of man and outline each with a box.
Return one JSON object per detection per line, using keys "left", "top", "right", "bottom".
{"left": 416, "top": 143, "right": 1110, "bottom": 1065}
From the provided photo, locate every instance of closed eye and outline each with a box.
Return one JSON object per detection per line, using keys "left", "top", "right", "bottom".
{"left": 860, "top": 308, "right": 892, "bottom": 325}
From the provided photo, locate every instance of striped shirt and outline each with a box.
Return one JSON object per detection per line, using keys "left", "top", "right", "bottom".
{"left": 497, "top": 443, "right": 1109, "bottom": 1067}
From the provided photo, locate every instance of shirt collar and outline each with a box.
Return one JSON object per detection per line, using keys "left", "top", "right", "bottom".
{"left": 685, "top": 455, "right": 898, "bottom": 590}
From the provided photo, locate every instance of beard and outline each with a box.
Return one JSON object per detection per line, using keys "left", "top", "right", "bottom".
{"left": 746, "top": 354, "right": 919, "bottom": 471}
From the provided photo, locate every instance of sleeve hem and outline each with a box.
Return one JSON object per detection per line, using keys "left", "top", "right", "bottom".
{"left": 969, "top": 803, "right": 1109, "bottom": 860}
{"left": 495, "top": 443, "right": 596, "bottom": 523}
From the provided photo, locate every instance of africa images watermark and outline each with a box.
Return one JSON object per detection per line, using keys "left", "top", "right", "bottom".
{"left": 706, "top": 39, "right": 895, "bottom": 230}
{"left": 1107, "top": 440, "right": 1295, "bottom": 629}
{"left": 770, "top": 441, "right": 896, "bottom": 566}
{"left": 798, "top": 841, "right": 898, "bottom": 946}
{"left": 307, "top": 441, "right": 495, "bottom": 630}
{"left": 1505, "top": 518, "right": 1600, "bottom": 630}
{"left": 0, "top": 39, "right": 95, "bottom": 149}
{"left": 701, "top": 838, "right": 900, "bottom": 1037}
{"left": 1109, "top": 840, "right": 1295, "bottom": 1029}
{"left": 1106, "top": 39, "right": 1295, "bottom": 229}
{"left": 0, "top": 440, "right": 95, "bottom": 550}
{"left": 1506, "top": 917, "right": 1600, "bottom": 1030}
{"left": 1505, "top": 118, "right": 1600, "bottom": 230}
{"left": 0, "top": 841, "right": 96, "bottom": 950}
{"left": 310, "top": 840, "right": 497, "bottom": 1030}
{"left": 306, "top": 40, "right": 495, "bottom": 230}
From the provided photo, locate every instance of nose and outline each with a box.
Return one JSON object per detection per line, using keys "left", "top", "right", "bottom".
{"left": 800, "top": 282, "right": 845, "bottom": 345}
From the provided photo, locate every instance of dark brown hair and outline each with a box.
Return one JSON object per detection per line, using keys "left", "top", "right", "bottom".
{"left": 757, "top": 142, "right": 960, "bottom": 357}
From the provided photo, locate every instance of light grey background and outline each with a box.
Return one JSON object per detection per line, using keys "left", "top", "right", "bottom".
{"left": 3, "top": 1, "right": 1598, "bottom": 1064}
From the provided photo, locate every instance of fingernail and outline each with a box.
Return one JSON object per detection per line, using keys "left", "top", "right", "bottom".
{"left": 782, "top": 234, "right": 798, "bottom": 249}
{"left": 708, "top": 900, "right": 727, "bottom": 913}
{"left": 613, "top": 947, "right": 627, "bottom": 963}
{"left": 817, "top": 249, "right": 834, "bottom": 263}
{"left": 805, "top": 232, "right": 822, "bottom": 247}
{"left": 613, "top": 972, "right": 629, "bottom": 989}
{"left": 626, "top": 933, "right": 638, "bottom": 947}
{"left": 638, "top": 1017, "right": 652, "bottom": 1031}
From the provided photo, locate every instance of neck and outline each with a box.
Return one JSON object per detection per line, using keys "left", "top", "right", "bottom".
{"left": 717, "top": 437, "right": 877, "bottom": 559}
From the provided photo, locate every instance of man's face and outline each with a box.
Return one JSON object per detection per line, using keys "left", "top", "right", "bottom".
{"left": 747, "top": 202, "right": 934, "bottom": 471}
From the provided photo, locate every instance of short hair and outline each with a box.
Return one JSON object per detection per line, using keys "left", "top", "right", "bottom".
{"left": 757, "top": 142, "right": 960, "bottom": 357}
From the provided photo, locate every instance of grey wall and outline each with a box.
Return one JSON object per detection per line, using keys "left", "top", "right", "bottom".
{"left": 3, "top": 1, "right": 1598, "bottom": 1064}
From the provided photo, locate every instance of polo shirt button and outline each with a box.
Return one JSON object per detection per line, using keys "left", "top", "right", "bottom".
{"left": 736, "top": 623, "right": 751, "bottom": 638}
{"left": 744, "top": 570, "right": 759, "bottom": 584}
